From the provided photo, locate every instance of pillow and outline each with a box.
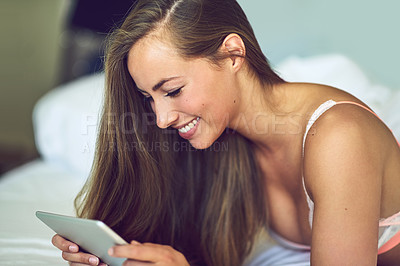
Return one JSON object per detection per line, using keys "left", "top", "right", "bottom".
{"left": 33, "top": 73, "right": 104, "bottom": 178}
{"left": 275, "top": 54, "right": 392, "bottom": 115}
{"left": 275, "top": 54, "right": 400, "bottom": 140}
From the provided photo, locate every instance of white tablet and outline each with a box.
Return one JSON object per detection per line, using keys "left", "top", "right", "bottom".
{"left": 36, "top": 211, "right": 128, "bottom": 266}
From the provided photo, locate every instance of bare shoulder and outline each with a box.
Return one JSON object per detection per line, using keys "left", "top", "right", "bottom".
{"left": 295, "top": 85, "right": 400, "bottom": 264}
{"left": 302, "top": 102, "right": 391, "bottom": 264}
{"left": 304, "top": 101, "right": 391, "bottom": 158}
{"left": 303, "top": 102, "right": 390, "bottom": 198}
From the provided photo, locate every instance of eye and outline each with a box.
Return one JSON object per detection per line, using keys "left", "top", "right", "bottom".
{"left": 141, "top": 93, "right": 153, "bottom": 102}
{"left": 166, "top": 87, "right": 183, "bottom": 98}
{"left": 137, "top": 88, "right": 153, "bottom": 102}
{"left": 144, "top": 96, "right": 153, "bottom": 102}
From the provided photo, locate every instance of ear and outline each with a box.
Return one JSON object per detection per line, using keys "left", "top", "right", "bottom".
{"left": 221, "top": 33, "right": 246, "bottom": 71}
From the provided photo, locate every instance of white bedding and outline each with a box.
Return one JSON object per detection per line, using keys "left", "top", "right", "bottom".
{"left": 0, "top": 160, "right": 84, "bottom": 265}
{"left": 1, "top": 54, "right": 399, "bottom": 266}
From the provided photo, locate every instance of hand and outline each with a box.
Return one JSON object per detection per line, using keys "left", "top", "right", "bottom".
{"left": 52, "top": 234, "right": 106, "bottom": 266}
{"left": 109, "top": 240, "right": 190, "bottom": 265}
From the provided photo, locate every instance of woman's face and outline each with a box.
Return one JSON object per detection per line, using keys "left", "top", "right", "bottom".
{"left": 127, "top": 36, "right": 240, "bottom": 149}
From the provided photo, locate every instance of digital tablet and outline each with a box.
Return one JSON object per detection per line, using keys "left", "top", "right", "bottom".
{"left": 36, "top": 211, "right": 128, "bottom": 266}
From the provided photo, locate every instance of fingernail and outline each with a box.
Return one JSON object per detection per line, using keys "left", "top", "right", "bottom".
{"left": 131, "top": 240, "right": 140, "bottom": 245}
{"left": 89, "top": 257, "right": 99, "bottom": 265}
{"left": 68, "top": 245, "right": 78, "bottom": 252}
{"left": 108, "top": 247, "right": 114, "bottom": 256}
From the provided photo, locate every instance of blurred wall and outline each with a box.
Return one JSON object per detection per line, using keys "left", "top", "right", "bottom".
{"left": 0, "top": 0, "right": 68, "bottom": 157}
{"left": 238, "top": 0, "right": 400, "bottom": 89}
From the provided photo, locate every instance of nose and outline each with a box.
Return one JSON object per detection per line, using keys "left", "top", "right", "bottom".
{"left": 152, "top": 100, "right": 178, "bottom": 129}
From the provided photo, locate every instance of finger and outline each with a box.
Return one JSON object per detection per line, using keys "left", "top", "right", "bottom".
{"left": 52, "top": 234, "right": 79, "bottom": 253}
{"left": 109, "top": 242, "right": 173, "bottom": 262}
{"left": 68, "top": 262, "right": 107, "bottom": 266}
{"left": 123, "top": 259, "right": 151, "bottom": 266}
{"left": 70, "top": 263, "right": 107, "bottom": 266}
{"left": 62, "top": 251, "right": 101, "bottom": 266}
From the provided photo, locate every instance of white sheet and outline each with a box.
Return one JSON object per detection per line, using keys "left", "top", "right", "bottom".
{"left": 0, "top": 160, "right": 85, "bottom": 265}
{"left": 245, "top": 245, "right": 310, "bottom": 266}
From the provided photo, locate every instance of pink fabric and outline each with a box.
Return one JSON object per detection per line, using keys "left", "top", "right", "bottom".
{"left": 378, "top": 230, "right": 400, "bottom": 254}
{"left": 379, "top": 211, "right": 400, "bottom": 227}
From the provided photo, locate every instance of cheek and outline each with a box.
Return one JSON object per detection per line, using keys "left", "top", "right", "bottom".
{"left": 185, "top": 94, "right": 228, "bottom": 122}
{"left": 178, "top": 92, "right": 205, "bottom": 113}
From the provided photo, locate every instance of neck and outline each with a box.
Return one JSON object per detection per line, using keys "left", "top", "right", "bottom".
{"left": 228, "top": 74, "right": 305, "bottom": 155}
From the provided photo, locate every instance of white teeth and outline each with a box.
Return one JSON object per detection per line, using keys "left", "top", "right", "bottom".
{"left": 178, "top": 117, "right": 199, "bottom": 133}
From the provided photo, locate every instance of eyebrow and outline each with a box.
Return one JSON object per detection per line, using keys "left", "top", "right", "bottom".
{"left": 137, "top": 77, "right": 180, "bottom": 94}
{"left": 151, "top": 77, "right": 180, "bottom": 91}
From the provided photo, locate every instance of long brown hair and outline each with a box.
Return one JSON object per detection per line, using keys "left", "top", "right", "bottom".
{"left": 75, "top": 0, "right": 284, "bottom": 265}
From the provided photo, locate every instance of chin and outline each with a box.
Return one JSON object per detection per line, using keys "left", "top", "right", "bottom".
{"left": 185, "top": 139, "right": 210, "bottom": 150}
{"left": 183, "top": 123, "right": 227, "bottom": 150}
{"left": 188, "top": 134, "right": 225, "bottom": 151}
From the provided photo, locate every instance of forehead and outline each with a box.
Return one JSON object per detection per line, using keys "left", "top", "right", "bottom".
{"left": 127, "top": 36, "right": 186, "bottom": 89}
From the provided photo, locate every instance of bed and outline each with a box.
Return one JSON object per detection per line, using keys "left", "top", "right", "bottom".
{"left": 1, "top": 54, "right": 399, "bottom": 265}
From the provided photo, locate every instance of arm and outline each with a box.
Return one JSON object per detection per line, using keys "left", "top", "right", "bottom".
{"left": 304, "top": 105, "right": 384, "bottom": 265}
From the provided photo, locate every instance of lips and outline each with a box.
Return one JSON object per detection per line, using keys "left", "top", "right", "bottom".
{"left": 177, "top": 117, "right": 200, "bottom": 133}
{"left": 177, "top": 117, "right": 200, "bottom": 140}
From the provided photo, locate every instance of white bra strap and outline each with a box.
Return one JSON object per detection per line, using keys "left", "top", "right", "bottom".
{"left": 301, "top": 100, "right": 338, "bottom": 228}
{"left": 302, "top": 100, "right": 337, "bottom": 157}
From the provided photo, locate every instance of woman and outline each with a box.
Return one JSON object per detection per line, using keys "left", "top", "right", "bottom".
{"left": 52, "top": 0, "right": 400, "bottom": 265}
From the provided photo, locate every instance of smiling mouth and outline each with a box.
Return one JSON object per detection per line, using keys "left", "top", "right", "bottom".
{"left": 178, "top": 117, "right": 200, "bottom": 133}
